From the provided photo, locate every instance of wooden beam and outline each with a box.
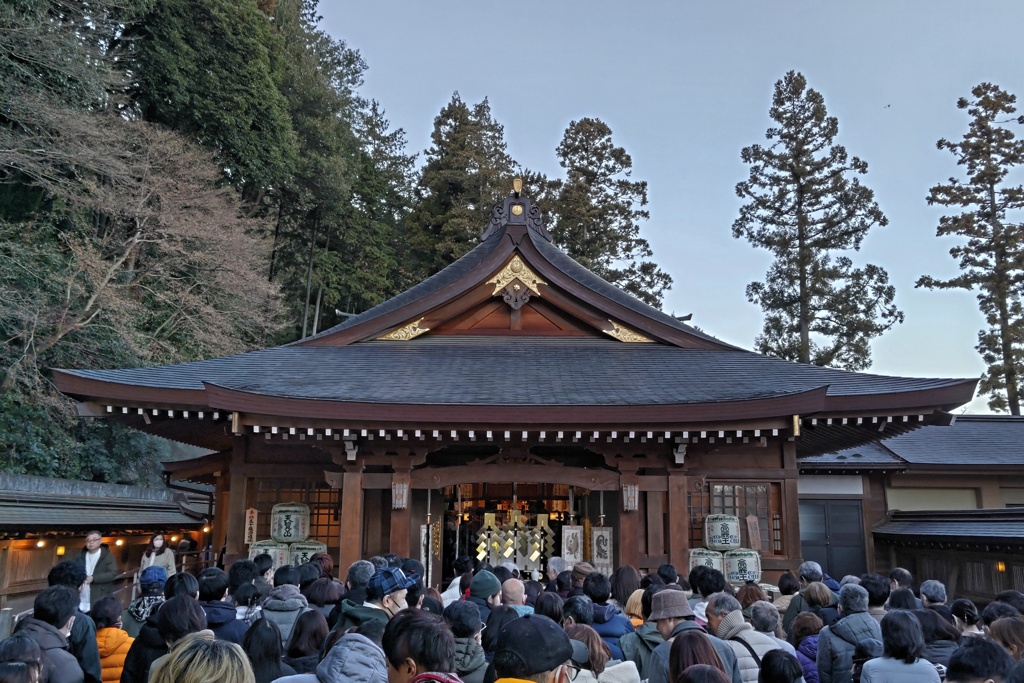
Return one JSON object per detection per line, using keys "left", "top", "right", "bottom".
{"left": 410, "top": 464, "right": 619, "bottom": 490}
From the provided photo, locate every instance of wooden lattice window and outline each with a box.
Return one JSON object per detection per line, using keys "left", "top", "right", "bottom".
{"left": 688, "top": 481, "right": 784, "bottom": 555}
{"left": 252, "top": 479, "right": 340, "bottom": 551}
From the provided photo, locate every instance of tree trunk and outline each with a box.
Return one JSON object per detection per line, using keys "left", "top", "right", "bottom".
{"left": 990, "top": 184, "right": 1021, "bottom": 414}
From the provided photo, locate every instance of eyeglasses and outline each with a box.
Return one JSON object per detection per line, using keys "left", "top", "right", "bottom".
{"left": 564, "top": 664, "right": 581, "bottom": 682}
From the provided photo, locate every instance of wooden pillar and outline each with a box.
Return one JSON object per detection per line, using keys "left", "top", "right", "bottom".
{"left": 781, "top": 441, "right": 802, "bottom": 560}
{"left": 339, "top": 464, "right": 365, "bottom": 571}
{"left": 224, "top": 435, "right": 249, "bottom": 565}
{"left": 213, "top": 472, "right": 229, "bottom": 563}
{"left": 618, "top": 463, "right": 640, "bottom": 569}
{"left": 667, "top": 471, "right": 688, "bottom": 569}
{"left": 389, "top": 468, "right": 412, "bottom": 558}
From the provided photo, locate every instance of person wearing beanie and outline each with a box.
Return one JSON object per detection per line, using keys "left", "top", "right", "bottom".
{"left": 123, "top": 566, "right": 168, "bottom": 638}
{"left": 466, "top": 571, "right": 502, "bottom": 623}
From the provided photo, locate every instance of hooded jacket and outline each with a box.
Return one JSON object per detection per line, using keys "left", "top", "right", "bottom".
{"left": 264, "top": 585, "right": 313, "bottom": 646}
{"left": 200, "top": 599, "right": 248, "bottom": 644}
{"left": 817, "top": 612, "right": 882, "bottom": 683}
{"left": 15, "top": 617, "right": 84, "bottom": 683}
{"left": 271, "top": 632, "right": 388, "bottom": 683}
{"left": 591, "top": 602, "right": 635, "bottom": 660}
{"left": 618, "top": 622, "right": 664, "bottom": 679}
{"left": 796, "top": 635, "right": 819, "bottom": 683}
{"left": 714, "top": 611, "right": 782, "bottom": 683}
{"left": 464, "top": 595, "right": 493, "bottom": 624}
{"left": 647, "top": 620, "right": 742, "bottom": 683}
{"left": 453, "top": 637, "right": 487, "bottom": 683}
{"left": 96, "top": 628, "right": 133, "bottom": 683}
{"left": 119, "top": 612, "right": 168, "bottom": 683}
{"left": 332, "top": 599, "right": 389, "bottom": 633}
{"left": 860, "top": 657, "right": 940, "bottom": 683}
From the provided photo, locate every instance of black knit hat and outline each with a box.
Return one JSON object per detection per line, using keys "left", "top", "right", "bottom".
{"left": 494, "top": 614, "right": 573, "bottom": 676}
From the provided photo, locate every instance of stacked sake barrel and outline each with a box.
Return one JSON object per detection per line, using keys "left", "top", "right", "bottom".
{"left": 249, "top": 503, "right": 327, "bottom": 569}
{"left": 687, "top": 514, "right": 761, "bottom": 584}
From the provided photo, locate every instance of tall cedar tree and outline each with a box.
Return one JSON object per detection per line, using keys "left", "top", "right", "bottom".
{"left": 734, "top": 71, "right": 902, "bottom": 370}
{"left": 130, "top": 0, "right": 296, "bottom": 204}
{"left": 544, "top": 118, "right": 672, "bottom": 308}
{"left": 266, "top": 0, "right": 414, "bottom": 338}
{"left": 918, "top": 83, "right": 1024, "bottom": 413}
{"left": 407, "top": 94, "right": 517, "bottom": 278}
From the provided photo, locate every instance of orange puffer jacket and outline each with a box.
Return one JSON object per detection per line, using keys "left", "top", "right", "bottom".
{"left": 96, "top": 627, "right": 134, "bottom": 683}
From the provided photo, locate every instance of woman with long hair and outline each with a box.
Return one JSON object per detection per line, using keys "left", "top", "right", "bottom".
{"left": 859, "top": 611, "right": 940, "bottom": 682}
{"left": 566, "top": 624, "right": 640, "bottom": 683}
{"left": 911, "top": 609, "right": 960, "bottom": 667}
{"left": 886, "top": 588, "right": 917, "bottom": 611}
{"left": 284, "top": 611, "right": 329, "bottom": 673}
{"left": 669, "top": 630, "right": 728, "bottom": 683}
{"left": 610, "top": 566, "right": 642, "bottom": 610}
{"left": 139, "top": 533, "right": 176, "bottom": 577}
{"left": 241, "top": 619, "right": 295, "bottom": 683}
{"left": 150, "top": 632, "right": 254, "bottom": 683}
{"left": 990, "top": 617, "right": 1024, "bottom": 661}
{"left": 950, "top": 598, "right": 984, "bottom": 638}
{"left": 787, "top": 611, "right": 822, "bottom": 683}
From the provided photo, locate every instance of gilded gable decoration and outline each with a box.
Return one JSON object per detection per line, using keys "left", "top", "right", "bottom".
{"left": 604, "top": 321, "right": 653, "bottom": 343}
{"left": 377, "top": 318, "right": 430, "bottom": 341}
{"left": 487, "top": 254, "right": 547, "bottom": 311}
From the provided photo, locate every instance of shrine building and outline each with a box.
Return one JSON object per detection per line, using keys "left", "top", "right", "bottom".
{"left": 52, "top": 185, "right": 978, "bottom": 585}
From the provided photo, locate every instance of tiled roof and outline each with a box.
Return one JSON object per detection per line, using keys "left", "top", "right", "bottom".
{"left": 59, "top": 336, "right": 971, "bottom": 406}
{"left": 879, "top": 416, "right": 1024, "bottom": 466}
{"left": 875, "top": 509, "right": 1024, "bottom": 542}
{"left": 800, "top": 440, "right": 904, "bottom": 469}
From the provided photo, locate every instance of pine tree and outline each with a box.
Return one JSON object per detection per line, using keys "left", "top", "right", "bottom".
{"left": 407, "top": 94, "right": 517, "bottom": 278}
{"left": 917, "top": 83, "right": 1024, "bottom": 413}
{"left": 544, "top": 118, "right": 672, "bottom": 308}
{"left": 734, "top": 71, "right": 902, "bottom": 370}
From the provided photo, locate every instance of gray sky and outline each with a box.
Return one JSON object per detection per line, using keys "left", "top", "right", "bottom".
{"left": 319, "top": 1, "right": 1024, "bottom": 413}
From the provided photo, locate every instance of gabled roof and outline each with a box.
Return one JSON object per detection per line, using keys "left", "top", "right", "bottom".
{"left": 52, "top": 187, "right": 978, "bottom": 452}
{"left": 874, "top": 508, "right": 1024, "bottom": 547}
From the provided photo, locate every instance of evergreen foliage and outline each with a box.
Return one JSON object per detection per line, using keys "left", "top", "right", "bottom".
{"left": 734, "top": 71, "right": 902, "bottom": 370}
{"left": 918, "top": 83, "right": 1024, "bottom": 413}
{"left": 407, "top": 94, "right": 518, "bottom": 279}
{"left": 542, "top": 118, "right": 672, "bottom": 308}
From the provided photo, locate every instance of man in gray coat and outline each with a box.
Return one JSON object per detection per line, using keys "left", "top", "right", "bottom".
{"left": 817, "top": 584, "right": 882, "bottom": 683}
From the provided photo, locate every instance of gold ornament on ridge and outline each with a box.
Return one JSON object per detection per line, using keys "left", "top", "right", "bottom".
{"left": 487, "top": 254, "right": 546, "bottom": 296}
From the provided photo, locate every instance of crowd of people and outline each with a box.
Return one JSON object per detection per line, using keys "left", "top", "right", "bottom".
{"left": 4, "top": 537, "right": 1024, "bottom": 683}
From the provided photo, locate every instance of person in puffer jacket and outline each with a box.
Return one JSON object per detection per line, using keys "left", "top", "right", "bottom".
{"left": 817, "top": 584, "right": 882, "bottom": 683}
{"left": 265, "top": 566, "right": 313, "bottom": 647}
{"left": 90, "top": 597, "right": 133, "bottom": 683}
{"left": 705, "top": 593, "right": 782, "bottom": 683}
{"left": 273, "top": 620, "right": 388, "bottom": 683}
{"left": 788, "top": 611, "right": 823, "bottom": 683}
{"left": 442, "top": 601, "right": 487, "bottom": 683}
{"left": 583, "top": 573, "right": 634, "bottom": 660}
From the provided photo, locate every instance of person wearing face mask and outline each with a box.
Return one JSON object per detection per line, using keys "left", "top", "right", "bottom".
{"left": 14, "top": 585, "right": 85, "bottom": 683}
{"left": 139, "top": 533, "right": 177, "bottom": 578}
{"left": 336, "top": 567, "right": 417, "bottom": 632}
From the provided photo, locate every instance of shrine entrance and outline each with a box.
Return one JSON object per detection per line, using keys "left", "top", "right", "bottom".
{"left": 439, "top": 481, "right": 619, "bottom": 580}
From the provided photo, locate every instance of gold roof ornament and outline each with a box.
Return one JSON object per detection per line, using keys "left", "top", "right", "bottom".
{"left": 604, "top": 321, "right": 653, "bottom": 343}
{"left": 512, "top": 177, "right": 523, "bottom": 196}
{"left": 487, "top": 254, "right": 546, "bottom": 297}
{"left": 377, "top": 317, "right": 430, "bottom": 341}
